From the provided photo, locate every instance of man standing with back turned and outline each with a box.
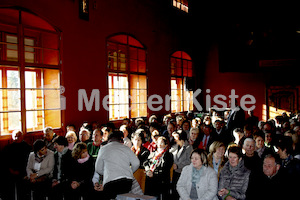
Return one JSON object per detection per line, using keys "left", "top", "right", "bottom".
{"left": 95, "top": 131, "right": 140, "bottom": 200}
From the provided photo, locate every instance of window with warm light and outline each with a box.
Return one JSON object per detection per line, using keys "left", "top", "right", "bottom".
{"left": 107, "top": 34, "right": 147, "bottom": 120}
{"left": 0, "top": 8, "right": 62, "bottom": 136}
{"left": 173, "top": 0, "right": 189, "bottom": 13}
{"left": 171, "top": 51, "right": 193, "bottom": 113}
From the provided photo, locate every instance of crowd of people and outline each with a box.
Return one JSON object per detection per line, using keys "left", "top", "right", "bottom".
{"left": 1, "top": 107, "right": 300, "bottom": 200}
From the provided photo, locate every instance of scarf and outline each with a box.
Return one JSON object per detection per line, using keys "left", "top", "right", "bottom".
{"left": 68, "top": 142, "right": 75, "bottom": 150}
{"left": 35, "top": 153, "right": 46, "bottom": 163}
{"left": 77, "top": 154, "right": 90, "bottom": 164}
{"left": 150, "top": 148, "right": 167, "bottom": 172}
{"left": 131, "top": 146, "right": 141, "bottom": 156}
{"left": 192, "top": 166, "right": 203, "bottom": 185}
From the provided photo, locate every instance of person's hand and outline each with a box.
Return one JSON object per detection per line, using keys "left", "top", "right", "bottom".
{"left": 173, "top": 164, "right": 178, "bottom": 170}
{"left": 71, "top": 181, "right": 80, "bottom": 189}
{"left": 146, "top": 170, "right": 153, "bottom": 178}
{"left": 94, "top": 182, "right": 103, "bottom": 191}
{"left": 52, "top": 180, "right": 59, "bottom": 187}
{"left": 218, "top": 188, "right": 229, "bottom": 197}
{"left": 225, "top": 196, "right": 236, "bottom": 200}
{"left": 30, "top": 173, "right": 38, "bottom": 182}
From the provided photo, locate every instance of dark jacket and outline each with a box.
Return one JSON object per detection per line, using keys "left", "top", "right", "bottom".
{"left": 226, "top": 106, "right": 245, "bottom": 133}
{"left": 247, "top": 169, "right": 288, "bottom": 200}
{"left": 53, "top": 148, "right": 73, "bottom": 182}
{"left": 69, "top": 156, "right": 95, "bottom": 187}
{"left": 143, "top": 150, "right": 174, "bottom": 197}
{"left": 211, "top": 127, "right": 234, "bottom": 147}
{"left": 243, "top": 152, "right": 263, "bottom": 174}
{"left": 136, "top": 146, "right": 150, "bottom": 169}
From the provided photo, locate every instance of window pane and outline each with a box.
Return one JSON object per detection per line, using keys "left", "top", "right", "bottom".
{"left": 44, "top": 69, "right": 60, "bottom": 88}
{"left": 129, "top": 47, "right": 137, "bottom": 60}
{"left": 119, "top": 104, "right": 129, "bottom": 119}
{"left": 25, "top": 52, "right": 35, "bottom": 63}
{"left": 138, "top": 61, "right": 146, "bottom": 73}
{"left": 130, "top": 60, "right": 138, "bottom": 72}
{"left": 131, "top": 103, "right": 147, "bottom": 118}
{"left": 24, "top": 28, "right": 60, "bottom": 66}
{"left": 7, "top": 70, "right": 20, "bottom": 88}
{"left": 139, "top": 103, "right": 147, "bottom": 117}
{"left": 8, "top": 112, "right": 21, "bottom": 131}
{"left": 26, "top": 110, "right": 43, "bottom": 131}
{"left": 7, "top": 89, "right": 21, "bottom": 111}
{"left": 109, "top": 104, "right": 114, "bottom": 120}
{"left": 139, "top": 76, "right": 147, "bottom": 89}
{"left": 119, "top": 89, "right": 129, "bottom": 104}
{"left": 130, "top": 75, "right": 138, "bottom": 89}
{"left": 130, "top": 89, "right": 137, "bottom": 104}
{"left": 119, "top": 75, "right": 128, "bottom": 89}
{"left": 109, "top": 89, "right": 114, "bottom": 104}
{"left": 108, "top": 53, "right": 117, "bottom": 70}
{"left": 138, "top": 49, "right": 146, "bottom": 61}
{"left": 131, "top": 103, "right": 138, "bottom": 118}
{"left": 118, "top": 45, "right": 127, "bottom": 71}
{"left": 25, "top": 71, "right": 37, "bottom": 88}
{"left": 108, "top": 73, "right": 129, "bottom": 120}
{"left": 6, "top": 35, "right": 18, "bottom": 61}
{"left": 42, "top": 32, "right": 59, "bottom": 49}
{"left": 44, "top": 89, "right": 60, "bottom": 109}
{"left": 43, "top": 49, "right": 59, "bottom": 65}
{"left": 45, "top": 110, "right": 61, "bottom": 128}
{"left": 24, "top": 38, "right": 35, "bottom": 63}
{"left": 0, "top": 112, "right": 21, "bottom": 135}
{"left": 25, "top": 89, "right": 38, "bottom": 110}
{"left": 171, "top": 58, "right": 176, "bottom": 76}
{"left": 139, "top": 90, "right": 147, "bottom": 103}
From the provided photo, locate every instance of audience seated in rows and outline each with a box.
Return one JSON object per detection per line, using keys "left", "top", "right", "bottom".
{"left": 1, "top": 110, "right": 300, "bottom": 200}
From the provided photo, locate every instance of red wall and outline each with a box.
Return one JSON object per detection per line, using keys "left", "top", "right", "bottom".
{"left": 202, "top": 43, "right": 266, "bottom": 121}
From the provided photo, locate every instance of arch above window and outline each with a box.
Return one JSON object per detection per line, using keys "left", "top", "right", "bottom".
{"left": 171, "top": 51, "right": 192, "bottom": 77}
{"left": 171, "top": 51, "right": 192, "bottom": 60}
{"left": 0, "top": 7, "right": 56, "bottom": 31}
{"left": 108, "top": 34, "right": 144, "bottom": 48}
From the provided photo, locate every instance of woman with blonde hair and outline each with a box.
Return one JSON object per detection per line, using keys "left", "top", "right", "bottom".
{"left": 65, "top": 142, "right": 94, "bottom": 200}
{"left": 65, "top": 131, "right": 77, "bottom": 150}
{"left": 207, "top": 141, "right": 227, "bottom": 179}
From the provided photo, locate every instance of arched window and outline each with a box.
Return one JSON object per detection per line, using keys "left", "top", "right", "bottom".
{"left": 107, "top": 34, "right": 147, "bottom": 120}
{"left": 0, "top": 7, "right": 62, "bottom": 136}
{"left": 170, "top": 51, "right": 193, "bottom": 113}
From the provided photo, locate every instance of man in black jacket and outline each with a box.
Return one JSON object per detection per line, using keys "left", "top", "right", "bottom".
{"left": 247, "top": 154, "right": 288, "bottom": 200}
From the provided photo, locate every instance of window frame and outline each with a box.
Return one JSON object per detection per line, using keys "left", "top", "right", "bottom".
{"left": 0, "top": 8, "right": 62, "bottom": 137}
{"left": 170, "top": 51, "right": 193, "bottom": 113}
{"left": 106, "top": 34, "right": 147, "bottom": 121}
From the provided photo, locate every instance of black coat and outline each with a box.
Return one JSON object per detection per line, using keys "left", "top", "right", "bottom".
{"left": 53, "top": 149, "right": 73, "bottom": 182}
{"left": 247, "top": 169, "right": 289, "bottom": 200}
{"left": 226, "top": 106, "right": 245, "bottom": 133}
{"left": 143, "top": 150, "right": 173, "bottom": 197}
